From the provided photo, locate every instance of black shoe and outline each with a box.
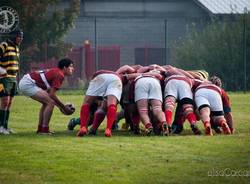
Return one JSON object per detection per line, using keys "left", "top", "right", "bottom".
{"left": 171, "top": 123, "right": 183, "bottom": 134}
{"left": 211, "top": 124, "right": 222, "bottom": 134}
{"left": 88, "top": 128, "right": 97, "bottom": 135}
{"left": 112, "top": 122, "right": 119, "bottom": 130}
{"left": 191, "top": 124, "right": 201, "bottom": 135}
{"left": 162, "top": 123, "right": 171, "bottom": 136}
{"left": 67, "top": 118, "right": 78, "bottom": 131}
{"left": 145, "top": 127, "right": 153, "bottom": 136}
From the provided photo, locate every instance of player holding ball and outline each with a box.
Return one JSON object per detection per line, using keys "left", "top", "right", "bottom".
{"left": 19, "top": 58, "right": 75, "bottom": 134}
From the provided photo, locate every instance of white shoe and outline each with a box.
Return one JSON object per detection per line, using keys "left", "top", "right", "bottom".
{"left": 1, "top": 128, "right": 10, "bottom": 135}
{"left": 6, "top": 128, "right": 14, "bottom": 134}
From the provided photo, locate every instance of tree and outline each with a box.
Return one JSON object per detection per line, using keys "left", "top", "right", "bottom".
{"left": 1, "top": 0, "right": 80, "bottom": 73}
{"left": 171, "top": 14, "right": 250, "bottom": 91}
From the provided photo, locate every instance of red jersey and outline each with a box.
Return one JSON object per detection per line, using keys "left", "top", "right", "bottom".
{"left": 92, "top": 69, "right": 125, "bottom": 83}
{"left": 221, "top": 89, "right": 231, "bottom": 113}
{"left": 29, "top": 68, "right": 65, "bottom": 90}
{"left": 165, "top": 75, "right": 192, "bottom": 87}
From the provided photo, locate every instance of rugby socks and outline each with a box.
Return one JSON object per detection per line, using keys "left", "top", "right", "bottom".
{"left": 4, "top": 110, "right": 9, "bottom": 129}
{"left": 145, "top": 122, "right": 153, "bottom": 129}
{"left": 91, "top": 109, "right": 106, "bottom": 130}
{"left": 186, "top": 113, "right": 197, "bottom": 125}
{"left": 0, "top": 110, "right": 9, "bottom": 129}
{"left": 165, "top": 110, "right": 172, "bottom": 126}
{"left": 106, "top": 104, "right": 117, "bottom": 130}
{"left": 80, "top": 104, "right": 90, "bottom": 128}
{"left": 0, "top": 109, "right": 4, "bottom": 127}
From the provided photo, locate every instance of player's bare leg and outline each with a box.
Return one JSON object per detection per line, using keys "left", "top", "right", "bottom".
{"left": 199, "top": 106, "right": 213, "bottom": 136}
{"left": 31, "top": 90, "right": 55, "bottom": 134}
{"left": 137, "top": 99, "right": 153, "bottom": 136}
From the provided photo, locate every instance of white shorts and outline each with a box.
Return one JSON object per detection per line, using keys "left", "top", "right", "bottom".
{"left": 19, "top": 74, "right": 41, "bottom": 97}
{"left": 86, "top": 73, "right": 122, "bottom": 101}
{"left": 134, "top": 77, "right": 163, "bottom": 102}
{"left": 195, "top": 88, "right": 223, "bottom": 112}
{"left": 164, "top": 79, "right": 193, "bottom": 100}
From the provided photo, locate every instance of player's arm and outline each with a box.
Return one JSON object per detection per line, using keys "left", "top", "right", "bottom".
{"left": 48, "top": 87, "right": 73, "bottom": 115}
{"left": 0, "top": 42, "right": 8, "bottom": 75}
{"left": 222, "top": 89, "right": 235, "bottom": 133}
{"left": 0, "top": 42, "right": 7, "bottom": 56}
{"left": 137, "top": 66, "right": 151, "bottom": 73}
{"left": 116, "top": 65, "right": 135, "bottom": 75}
{"left": 224, "top": 112, "right": 234, "bottom": 134}
{"left": 124, "top": 73, "right": 141, "bottom": 80}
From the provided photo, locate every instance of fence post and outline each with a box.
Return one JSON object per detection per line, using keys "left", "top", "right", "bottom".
{"left": 84, "top": 40, "right": 91, "bottom": 80}
{"left": 243, "top": 7, "right": 248, "bottom": 93}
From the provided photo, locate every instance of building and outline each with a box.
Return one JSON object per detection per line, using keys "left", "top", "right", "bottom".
{"left": 62, "top": 0, "right": 249, "bottom": 78}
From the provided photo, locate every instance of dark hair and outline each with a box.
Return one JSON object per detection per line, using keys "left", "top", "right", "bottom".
{"left": 10, "top": 29, "right": 23, "bottom": 38}
{"left": 58, "top": 58, "right": 74, "bottom": 69}
{"left": 210, "top": 75, "right": 222, "bottom": 88}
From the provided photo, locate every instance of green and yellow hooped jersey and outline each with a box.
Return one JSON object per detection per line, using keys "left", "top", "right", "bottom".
{"left": 0, "top": 40, "right": 20, "bottom": 78}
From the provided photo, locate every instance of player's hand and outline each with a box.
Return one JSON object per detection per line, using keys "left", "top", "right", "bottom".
{"left": 60, "top": 104, "right": 75, "bottom": 115}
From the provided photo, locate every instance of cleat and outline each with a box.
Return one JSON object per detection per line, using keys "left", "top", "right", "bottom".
{"left": 1, "top": 127, "right": 10, "bottom": 135}
{"left": 112, "top": 122, "right": 119, "bottom": 130}
{"left": 77, "top": 127, "right": 88, "bottom": 137}
{"left": 191, "top": 124, "right": 201, "bottom": 135}
{"left": 145, "top": 123, "right": 153, "bottom": 136}
{"left": 88, "top": 127, "right": 97, "bottom": 135}
{"left": 171, "top": 124, "right": 183, "bottom": 134}
{"left": 211, "top": 124, "right": 222, "bottom": 134}
{"left": 162, "top": 123, "right": 170, "bottom": 136}
{"left": 37, "top": 127, "right": 54, "bottom": 135}
{"left": 145, "top": 127, "right": 153, "bottom": 136}
{"left": 221, "top": 122, "right": 231, "bottom": 135}
{"left": 37, "top": 131, "right": 53, "bottom": 135}
{"left": 67, "top": 118, "right": 77, "bottom": 131}
{"left": 204, "top": 123, "right": 213, "bottom": 136}
{"left": 105, "top": 128, "right": 112, "bottom": 137}
{"left": 133, "top": 124, "right": 141, "bottom": 135}
{"left": 213, "top": 127, "right": 222, "bottom": 134}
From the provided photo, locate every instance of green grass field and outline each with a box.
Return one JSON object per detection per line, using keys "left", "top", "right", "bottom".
{"left": 0, "top": 92, "right": 249, "bottom": 184}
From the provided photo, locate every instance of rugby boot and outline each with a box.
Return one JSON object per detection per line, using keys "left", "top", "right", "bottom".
{"left": 204, "top": 122, "right": 213, "bottom": 136}
{"left": 191, "top": 124, "right": 201, "bottom": 135}
{"left": 105, "top": 128, "right": 112, "bottom": 137}
{"left": 77, "top": 126, "right": 88, "bottom": 137}
{"left": 145, "top": 123, "right": 153, "bottom": 136}
{"left": 221, "top": 122, "right": 231, "bottom": 135}
{"left": 88, "top": 127, "right": 97, "bottom": 135}
{"left": 162, "top": 123, "right": 171, "bottom": 136}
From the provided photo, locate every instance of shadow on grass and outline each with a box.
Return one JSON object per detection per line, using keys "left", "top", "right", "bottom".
{"left": 6, "top": 128, "right": 212, "bottom": 138}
